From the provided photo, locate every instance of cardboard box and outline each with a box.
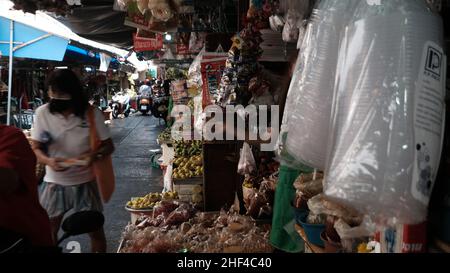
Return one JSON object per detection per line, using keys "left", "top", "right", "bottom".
{"left": 379, "top": 222, "right": 427, "bottom": 253}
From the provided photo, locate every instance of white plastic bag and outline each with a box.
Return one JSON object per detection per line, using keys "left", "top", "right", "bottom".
{"left": 269, "top": 15, "right": 285, "bottom": 32}
{"left": 114, "top": 0, "right": 130, "bottom": 11}
{"left": 164, "top": 164, "right": 173, "bottom": 192}
{"left": 324, "top": 0, "right": 446, "bottom": 225}
{"left": 137, "top": 0, "right": 149, "bottom": 14}
{"left": 187, "top": 47, "right": 205, "bottom": 89}
{"left": 238, "top": 143, "right": 256, "bottom": 175}
{"left": 189, "top": 32, "right": 206, "bottom": 54}
{"left": 282, "top": 10, "right": 299, "bottom": 43}
{"left": 334, "top": 218, "right": 374, "bottom": 240}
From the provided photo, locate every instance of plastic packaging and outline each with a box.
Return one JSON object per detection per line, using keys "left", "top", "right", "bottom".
{"left": 114, "top": 0, "right": 130, "bottom": 11}
{"left": 296, "top": 179, "right": 323, "bottom": 199}
{"left": 189, "top": 32, "right": 206, "bottom": 54}
{"left": 324, "top": 0, "right": 445, "bottom": 225}
{"left": 285, "top": 0, "right": 359, "bottom": 170}
{"left": 187, "top": 47, "right": 205, "bottom": 90}
{"left": 282, "top": 9, "right": 299, "bottom": 42}
{"left": 269, "top": 15, "right": 285, "bottom": 32}
{"left": 238, "top": 143, "right": 257, "bottom": 175}
{"left": 152, "top": 200, "right": 179, "bottom": 218}
{"left": 137, "top": 0, "right": 149, "bottom": 14}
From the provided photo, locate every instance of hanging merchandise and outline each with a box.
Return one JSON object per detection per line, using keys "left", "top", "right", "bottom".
{"left": 296, "top": 19, "right": 308, "bottom": 50}
{"left": 99, "top": 53, "right": 112, "bottom": 72}
{"left": 285, "top": 0, "right": 359, "bottom": 170}
{"left": 149, "top": 0, "right": 174, "bottom": 22}
{"left": 201, "top": 57, "right": 227, "bottom": 107}
{"left": 114, "top": 0, "right": 131, "bottom": 11}
{"left": 170, "top": 79, "right": 188, "bottom": 105}
{"left": 187, "top": 47, "right": 205, "bottom": 94}
{"left": 282, "top": 9, "right": 299, "bottom": 43}
{"left": 324, "top": 0, "right": 446, "bottom": 225}
{"left": 269, "top": 14, "right": 285, "bottom": 32}
{"left": 137, "top": 0, "right": 150, "bottom": 15}
{"left": 125, "top": 1, "right": 152, "bottom": 29}
{"left": 238, "top": 142, "right": 257, "bottom": 176}
{"left": 188, "top": 32, "right": 207, "bottom": 54}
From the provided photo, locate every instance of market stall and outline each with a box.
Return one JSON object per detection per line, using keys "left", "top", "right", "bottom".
{"left": 8, "top": 0, "right": 450, "bottom": 255}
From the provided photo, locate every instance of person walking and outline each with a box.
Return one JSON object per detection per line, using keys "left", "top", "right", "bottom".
{"left": 0, "top": 125, "right": 54, "bottom": 251}
{"left": 31, "top": 69, "right": 115, "bottom": 253}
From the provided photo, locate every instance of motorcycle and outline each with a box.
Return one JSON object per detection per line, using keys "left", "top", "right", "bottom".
{"left": 0, "top": 211, "right": 104, "bottom": 253}
{"left": 138, "top": 96, "right": 152, "bottom": 116}
{"left": 110, "top": 91, "right": 131, "bottom": 119}
{"left": 152, "top": 93, "right": 170, "bottom": 125}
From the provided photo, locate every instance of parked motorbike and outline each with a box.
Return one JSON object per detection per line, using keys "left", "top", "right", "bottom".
{"left": 152, "top": 94, "right": 169, "bottom": 125}
{"left": 110, "top": 91, "right": 131, "bottom": 119}
{"left": 0, "top": 211, "right": 104, "bottom": 253}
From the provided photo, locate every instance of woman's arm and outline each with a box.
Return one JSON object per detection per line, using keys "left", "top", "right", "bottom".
{"left": 31, "top": 140, "right": 66, "bottom": 171}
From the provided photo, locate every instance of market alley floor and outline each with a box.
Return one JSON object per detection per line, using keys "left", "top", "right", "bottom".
{"left": 61, "top": 113, "right": 165, "bottom": 253}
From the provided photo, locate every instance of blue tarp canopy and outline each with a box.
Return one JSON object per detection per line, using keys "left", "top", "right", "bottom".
{"left": 0, "top": 16, "right": 69, "bottom": 61}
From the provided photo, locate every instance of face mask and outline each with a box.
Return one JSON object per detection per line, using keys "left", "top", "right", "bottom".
{"left": 49, "top": 99, "right": 72, "bottom": 113}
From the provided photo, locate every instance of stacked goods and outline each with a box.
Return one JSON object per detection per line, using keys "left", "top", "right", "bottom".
{"left": 119, "top": 208, "right": 272, "bottom": 253}
{"left": 172, "top": 140, "right": 203, "bottom": 180}
{"left": 126, "top": 191, "right": 179, "bottom": 210}
{"left": 324, "top": 0, "right": 445, "bottom": 225}
{"left": 157, "top": 127, "right": 173, "bottom": 143}
{"left": 216, "top": 1, "right": 278, "bottom": 106}
{"left": 173, "top": 184, "right": 203, "bottom": 205}
{"left": 173, "top": 140, "right": 202, "bottom": 157}
{"left": 172, "top": 155, "right": 203, "bottom": 179}
{"left": 172, "top": 140, "right": 203, "bottom": 205}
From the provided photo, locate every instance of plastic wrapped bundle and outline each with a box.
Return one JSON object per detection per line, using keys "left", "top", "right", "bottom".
{"left": 285, "top": 0, "right": 359, "bottom": 170}
{"left": 324, "top": 0, "right": 446, "bottom": 225}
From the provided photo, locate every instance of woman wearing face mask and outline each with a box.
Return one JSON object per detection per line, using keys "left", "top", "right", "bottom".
{"left": 31, "top": 69, "right": 114, "bottom": 253}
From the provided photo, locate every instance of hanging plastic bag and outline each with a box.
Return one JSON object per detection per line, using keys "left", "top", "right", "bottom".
{"left": 285, "top": 0, "right": 359, "bottom": 170}
{"left": 163, "top": 164, "right": 173, "bottom": 192}
{"left": 324, "top": 0, "right": 446, "bottom": 225}
{"left": 296, "top": 19, "right": 308, "bottom": 50}
{"left": 137, "top": 0, "right": 149, "bottom": 14}
{"left": 114, "top": 0, "right": 131, "bottom": 11}
{"left": 189, "top": 32, "right": 207, "bottom": 54}
{"left": 282, "top": 10, "right": 299, "bottom": 43}
{"left": 238, "top": 142, "right": 256, "bottom": 175}
{"left": 269, "top": 15, "right": 285, "bottom": 32}
{"left": 187, "top": 47, "right": 205, "bottom": 91}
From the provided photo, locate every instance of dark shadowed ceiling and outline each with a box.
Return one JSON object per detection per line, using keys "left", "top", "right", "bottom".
{"left": 54, "top": 0, "right": 134, "bottom": 49}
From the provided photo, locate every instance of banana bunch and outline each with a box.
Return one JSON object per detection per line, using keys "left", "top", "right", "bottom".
{"left": 174, "top": 140, "right": 202, "bottom": 157}
{"left": 158, "top": 128, "right": 173, "bottom": 143}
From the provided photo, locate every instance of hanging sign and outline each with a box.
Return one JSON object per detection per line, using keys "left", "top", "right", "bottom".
{"left": 133, "top": 34, "right": 163, "bottom": 52}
